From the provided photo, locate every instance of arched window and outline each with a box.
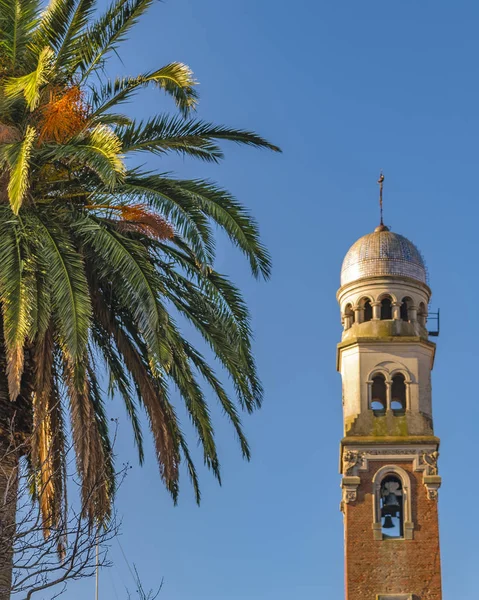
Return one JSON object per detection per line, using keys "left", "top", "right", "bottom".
{"left": 391, "top": 374, "right": 406, "bottom": 414}
{"left": 371, "top": 374, "right": 386, "bottom": 414}
{"left": 373, "top": 466, "right": 413, "bottom": 540}
{"left": 380, "top": 296, "right": 393, "bottom": 320}
{"left": 400, "top": 297, "right": 413, "bottom": 322}
{"left": 344, "top": 303, "right": 354, "bottom": 329}
{"left": 363, "top": 299, "right": 373, "bottom": 322}
{"left": 380, "top": 475, "right": 404, "bottom": 538}
{"left": 418, "top": 302, "right": 427, "bottom": 328}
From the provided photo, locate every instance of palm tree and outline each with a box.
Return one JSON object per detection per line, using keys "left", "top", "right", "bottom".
{"left": 0, "top": 0, "right": 280, "bottom": 595}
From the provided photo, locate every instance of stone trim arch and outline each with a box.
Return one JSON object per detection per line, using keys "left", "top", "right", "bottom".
{"left": 376, "top": 291, "right": 398, "bottom": 304}
{"left": 372, "top": 465, "right": 414, "bottom": 540}
{"left": 389, "top": 368, "right": 413, "bottom": 384}
{"left": 356, "top": 296, "right": 373, "bottom": 323}
{"left": 367, "top": 365, "right": 413, "bottom": 412}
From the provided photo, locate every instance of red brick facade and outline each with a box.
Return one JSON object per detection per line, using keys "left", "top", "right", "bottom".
{"left": 344, "top": 460, "right": 442, "bottom": 600}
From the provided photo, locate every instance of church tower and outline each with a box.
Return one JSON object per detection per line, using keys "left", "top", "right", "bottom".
{"left": 337, "top": 214, "right": 442, "bottom": 599}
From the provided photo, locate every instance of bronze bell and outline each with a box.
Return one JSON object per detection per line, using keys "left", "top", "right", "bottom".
{"left": 383, "top": 515, "right": 395, "bottom": 529}
{"left": 381, "top": 493, "right": 400, "bottom": 517}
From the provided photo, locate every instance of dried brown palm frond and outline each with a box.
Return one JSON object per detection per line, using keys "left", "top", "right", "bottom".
{"left": 87, "top": 204, "right": 175, "bottom": 240}
{"left": 0, "top": 124, "right": 20, "bottom": 144}
{"left": 91, "top": 290, "right": 180, "bottom": 490}
{"left": 116, "top": 204, "right": 175, "bottom": 240}
{"left": 32, "top": 329, "right": 67, "bottom": 556}
{"left": 62, "top": 358, "right": 111, "bottom": 523}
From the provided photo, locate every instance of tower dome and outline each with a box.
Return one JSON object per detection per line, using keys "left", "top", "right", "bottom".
{"left": 340, "top": 225, "right": 427, "bottom": 287}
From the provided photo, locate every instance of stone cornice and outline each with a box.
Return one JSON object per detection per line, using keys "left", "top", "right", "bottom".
{"left": 336, "top": 275, "right": 432, "bottom": 302}
{"left": 336, "top": 336, "right": 436, "bottom": 372}
{"left": 341, "top": 435, "right": 440, "bottom": 448}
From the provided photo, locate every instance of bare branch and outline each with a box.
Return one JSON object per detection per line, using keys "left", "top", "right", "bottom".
{"left": 0, "top": 419, "right": 126, "bottom": 600}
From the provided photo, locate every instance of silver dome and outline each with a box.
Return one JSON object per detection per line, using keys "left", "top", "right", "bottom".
{"left": 340, "top": 226, "right": 427, "bottom": 287}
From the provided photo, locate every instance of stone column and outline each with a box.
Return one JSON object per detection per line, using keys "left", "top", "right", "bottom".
{"left": 386, "top": 381, "right": 392, "bottom": 411}
{"left": 354, "top": 305, "right": 363, "bottom": 324}
{"left": 392, "top": 302, "right": 402, "bottom": 320}
{"left": 409, "top": 305, "right": 418, "bottom": 322}
{"left": 371, "top": 301, "right": 381, "bottom": 321}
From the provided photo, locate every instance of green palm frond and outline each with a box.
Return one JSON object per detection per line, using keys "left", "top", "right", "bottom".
{"left": 27, "top": 213, "right": 92, "bottom": 361}
{"left": 77, "top": 0, "right": 155, "bottom": 79}
{"left": 118, "top": 115, "right": 281, "bottom": 160}
{"left": 43, "top": 124, "right": 126, "bottom": 188}
{"left": 54, "top": 0, "right": 96, "bottom": 69}
{"left": 73, "top": 215, "right": 170, "bottom": 371}
{"left": 0, "top": 0, "right": 40, "bottom": 71}
{"left": 183, "top": 340, "right": 250, "bottom": 459}
{"left": 4, "top": 46, "right": 54, "bottom": 110}
{"left": 128, "top": 173, "right": 271, "bottom": 279}
{"left": 0, "top": 218, "right": 31, "bottom": 399}
{"left": 3, "top": 125, "right": 37, "bottom": 214}
{"left": 34, "top": 0, "right": 80, "bottom": 52}
{"left": 119, "top": 171, "right": 216, "bottom": 264}
{"left": 91, "top": 322, "right": 145, "bottom": 463}
{"left": 159, "top": 269, "right": 261, "bottom": 412}
{"left": 28, "top": 259, "right": 52, "bottom": 341}
{"left": 90, "top": 63, "right": 198, "bottom": 117}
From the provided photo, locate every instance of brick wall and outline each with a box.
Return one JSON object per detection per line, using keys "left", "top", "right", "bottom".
{"left": 344, "top": 461, "right": 442, "bottom": 600}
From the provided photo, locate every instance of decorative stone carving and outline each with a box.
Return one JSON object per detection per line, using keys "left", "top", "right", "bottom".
{"left": 344, "top": 489, "right": 357, "bottom": 503}
{"left": 342, "top": 444, "right": 442, "bottom": 502}
{"left": 421, "top": 451, "right": 439, "bottom": 475}
{"left": 423, "top": 475, "right": 442, "bottom": 501}
{"left": 340, "top": 476, "right": 361, "bottom": 511}
{"left": 342, "top": 450, "right": 364, "bottom": 475}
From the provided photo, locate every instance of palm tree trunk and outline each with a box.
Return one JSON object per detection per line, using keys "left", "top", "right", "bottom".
{"left": 0, "top": 436, "right": 18, "bottom": 600}
{"left": 0, "top": 324, "right": 32, "bottom": 600}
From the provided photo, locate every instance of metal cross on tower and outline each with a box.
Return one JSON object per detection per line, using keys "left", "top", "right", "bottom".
{"left": 377, "top": 171, "right": 385, "bottom": 226}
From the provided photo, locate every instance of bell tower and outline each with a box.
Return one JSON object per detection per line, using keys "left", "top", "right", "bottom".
{"left": 337, "top": 220, "right": 442, "bottom": 600}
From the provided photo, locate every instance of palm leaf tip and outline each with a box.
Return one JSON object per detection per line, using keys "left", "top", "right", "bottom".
{"left": 153, "top": 62, "right": 199, "bottom": 116}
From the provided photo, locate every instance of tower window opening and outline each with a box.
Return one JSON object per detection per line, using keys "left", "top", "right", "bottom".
{"left": 391, "top": 374, "right": 407, "bottom": 414}
{"left": 363, "top": 299, "right": 373, "bottom": 322}
{"left": 344, "top": 304, "right": 354, "bottom": 329}
{"left": 380, "top": 475, "right": 404, "bottom": 538}
{"left": 380, "top": 296, "right": 393, "bottom": 320}
{"left": 400, "top": 297, "right": 413, "bottom": 322}
{"left": 371, "top": 375, "right": 387, "bottom": 414}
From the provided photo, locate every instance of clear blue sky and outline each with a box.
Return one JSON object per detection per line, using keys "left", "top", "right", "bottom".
{"left": 74, "top": 1, "right": 479, "bottom": 598}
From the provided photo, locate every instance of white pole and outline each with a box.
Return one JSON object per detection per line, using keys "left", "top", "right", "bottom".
{"left": 95, "top": 533, "right": 99, "bottom": 600}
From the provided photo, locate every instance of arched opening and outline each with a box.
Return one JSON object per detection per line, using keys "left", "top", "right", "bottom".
{"left": 380, "top": 296, "right": 393, "bottom": 320}
{"left": 418, "top": 302, "right": 427, "bottom": 328}
{"left": 363, "top": 299, "right": 373, "bottom": 322}
{"left": 344, "top": 303, "right": 354, "bottom": 329}
{"left": 391, "top": 374, "right": 406, "bottom": 414}
{"left": 380, "top": 475, "right": 404, "bottom": 538}
{"left": 400, "top": 297, "right": 413, "bottom": 322}
{"left": 371, "top": 374, "right": 387, "bottom": 414}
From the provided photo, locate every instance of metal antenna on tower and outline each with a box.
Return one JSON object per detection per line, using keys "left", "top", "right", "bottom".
{"left": 377, "top": 171, "right": 385, "bottom": 226}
